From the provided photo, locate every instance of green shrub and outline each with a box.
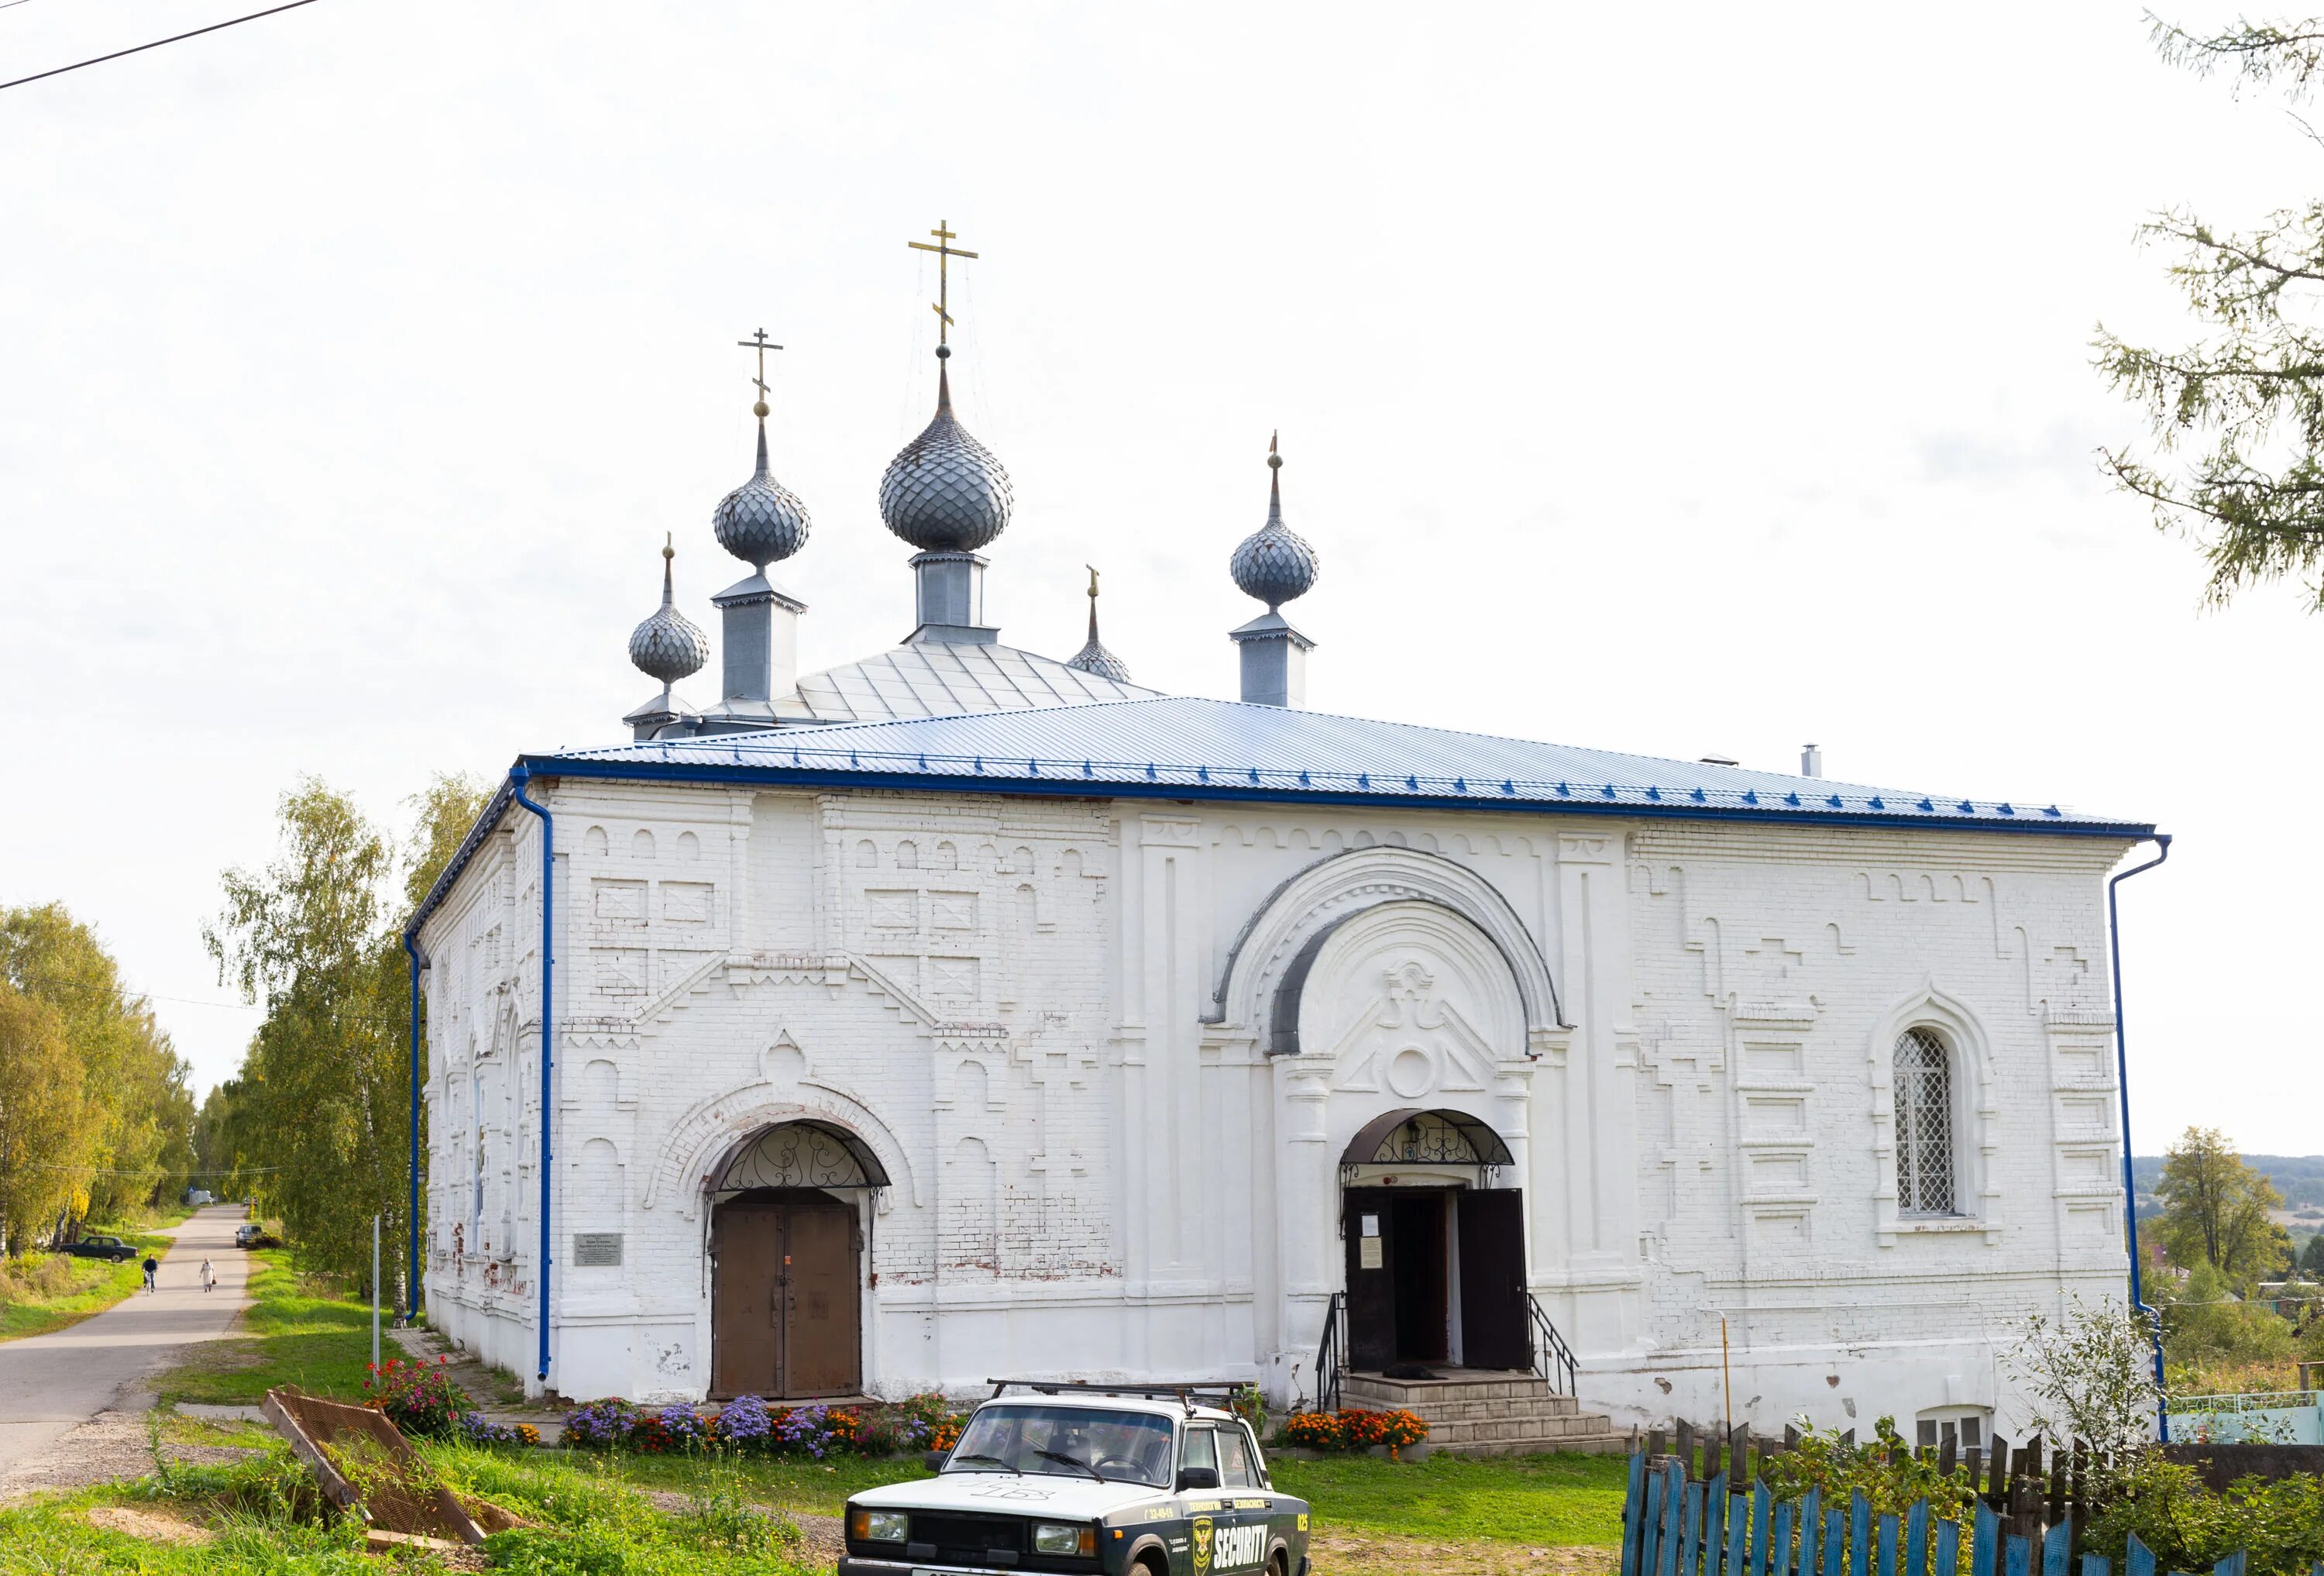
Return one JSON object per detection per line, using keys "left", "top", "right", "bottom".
{"left": 1757, "top": 1419, "right": 1980, "bottom": 1523}
{"left": 2085, "top": 1457, "right": 2324, "bottom": 1576}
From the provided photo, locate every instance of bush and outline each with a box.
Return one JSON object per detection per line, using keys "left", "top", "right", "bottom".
{"left": 1758, "top": 1419, "right": 1981, "bottom": 1521}
{"left": 363, "top": 1354, "right": 469, "bottom": 1439}
{"left": 2086, "top": 1455, "right": 2324, "bottom": 1576}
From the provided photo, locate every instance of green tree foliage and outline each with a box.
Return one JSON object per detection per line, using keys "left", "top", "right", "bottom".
{"left": 2000, "top": 1297, "right": 2164, "bottom": 1454}
{"left": 2098, "top": 15, "right": 2324, "bottom": 609}
{"left": 2155, "top": 1126, "right": 2291, "bottom": 1288}
{"left": 0, "top": 987, "right": 85, "bottom": 1254}
{"left": 2158, "top": 1260, "right": 2298, "bottom": 1381}
{"left": 2302, "top": 1232, "right": 2324, "bottom": 1275}
{"left": 0, "top": 904, "right": 195, "bottom": 1231}
{"left": 205, "top": 774, "right": 490, "bottom": 1293}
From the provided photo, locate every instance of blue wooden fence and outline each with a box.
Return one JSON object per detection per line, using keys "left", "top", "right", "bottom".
{"left": 1618, "top": 1449, "right": 2312, "bottom": 1576}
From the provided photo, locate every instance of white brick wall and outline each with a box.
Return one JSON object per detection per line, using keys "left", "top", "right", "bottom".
{"left": 418, "top": 783, "right": 2132, "bottom": 1435}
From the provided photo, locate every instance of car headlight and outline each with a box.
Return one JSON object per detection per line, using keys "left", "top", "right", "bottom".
{"left": 1033, "top": 1522, "right": 1095, "bottom": 1557}
{"left": 847, "top": 1508, "right": 909, "bottom": 1543}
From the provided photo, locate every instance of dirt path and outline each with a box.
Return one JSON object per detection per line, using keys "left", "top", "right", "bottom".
{"left": 0, "top": 1206, "right": 253, "bottom": 1497}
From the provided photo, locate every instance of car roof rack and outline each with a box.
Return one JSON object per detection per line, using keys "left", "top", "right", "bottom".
{"left": 985, "top": 1378, "right": 1250, "bottom": 1416}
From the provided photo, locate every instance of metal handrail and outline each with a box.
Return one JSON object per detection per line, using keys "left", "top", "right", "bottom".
{"left": 1526, "top": 1292, "right": 1578, "bottom": 1395}
{"left": 1313, "top": 1291, "right": 1347, "bottom": 1413}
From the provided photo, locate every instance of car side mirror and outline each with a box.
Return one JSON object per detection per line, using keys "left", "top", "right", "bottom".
{"left": 923, "top": 1449, "right": 948, "bottom": 1472}
{"left": 1176, "top": 1467, "right": 1220, "bottom": 1492}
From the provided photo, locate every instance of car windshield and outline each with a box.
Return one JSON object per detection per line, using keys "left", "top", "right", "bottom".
{"left": 945, "top": 1405, "right": 1175, "bottom": 1488}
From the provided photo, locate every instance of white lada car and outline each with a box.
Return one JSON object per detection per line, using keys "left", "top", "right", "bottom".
{"left": 840, "top": 1382, "right": 1312, "bottom": 1576}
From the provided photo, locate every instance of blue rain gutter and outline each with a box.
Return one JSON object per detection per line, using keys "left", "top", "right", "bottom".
{"left": 2108, "top": 832, "right": 2171, "bottom": 1441}
{"left": 402, "top": 932, "right": 427, "bottom": 1318}
{"left": 509, "top": 766, "right": 555, "bottom": 1384}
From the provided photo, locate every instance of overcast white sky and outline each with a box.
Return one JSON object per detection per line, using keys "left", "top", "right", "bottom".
{"left": 2, "top": 2, "right": 2315, "bottom": 1154}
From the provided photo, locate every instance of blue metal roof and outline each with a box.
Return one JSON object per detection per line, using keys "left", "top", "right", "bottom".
{"left": 528, "top": 697, "right": 2150, "bottom": 838}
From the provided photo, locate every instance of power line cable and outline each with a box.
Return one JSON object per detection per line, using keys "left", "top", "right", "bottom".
{"left": 0, "top": 0, "right": 325, "bottom": 95}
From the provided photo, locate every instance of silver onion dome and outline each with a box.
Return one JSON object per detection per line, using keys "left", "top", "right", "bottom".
{"left": 1064, "top": 567, "right": 1133, "bottom": 683}
{"left": 878, "top": 349, "right": 1014, "bottom": 552}
{"left": 630, "top": 539, "right": 710, "bottom": 688}
{"left": 1229, "top": 435, "right": 1319, "bottom": 610}
{"left": 713, "top": 414, "right": 811, "bottom": 569}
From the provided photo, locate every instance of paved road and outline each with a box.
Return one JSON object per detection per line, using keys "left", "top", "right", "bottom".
{"left": 0, "top": 1205, "right": 252, "bottom": 1478}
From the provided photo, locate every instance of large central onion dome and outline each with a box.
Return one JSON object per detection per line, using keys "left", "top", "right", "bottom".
{"left": 713, "top": 409, "right": 811, "bottom": 570}
{"left": 630, "top": 539, "right": 710, "bottom": 687}
{"left": 878, "top": 348, "right": 1014, "bottom": 552}
{"left": 1229, "top": 434, "right": 1319, "bottom": 610}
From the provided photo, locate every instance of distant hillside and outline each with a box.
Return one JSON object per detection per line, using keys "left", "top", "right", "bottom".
{"left": 2130, "top": 1154, "right": 2324, "bottom": 1221}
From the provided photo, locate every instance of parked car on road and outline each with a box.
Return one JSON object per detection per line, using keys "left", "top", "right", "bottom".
{"left": 233, "top": 1224, "right": 260, "bottom": 1247}
{"left": 61, "top": 1234, "right": 137, "bottom": 1263}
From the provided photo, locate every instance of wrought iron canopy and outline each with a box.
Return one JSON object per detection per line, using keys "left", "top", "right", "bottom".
{"left": 710, "top": 1120, "right": 889, "bottom": 1192}
{"left": 1339, "top": 1107, "right": 1514, "bottom": 1168}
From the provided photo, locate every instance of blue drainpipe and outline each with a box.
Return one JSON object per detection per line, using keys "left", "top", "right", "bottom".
{"left": 403, "top": 932, "right": 427, "bottom": 1318}
{"left": 2108, "top": 833, "right": 2171, "bottom": 1441}
{"left": 510, "top": 767, "right": 556, "bottom": 1385}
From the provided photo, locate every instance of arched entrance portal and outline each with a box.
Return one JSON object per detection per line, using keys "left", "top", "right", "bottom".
{"left": 1339, "top": 1110, "right": 1530, "bottom": 1373}
{"left": 707, "top": 1121, "right": 887, "bottom": 1399}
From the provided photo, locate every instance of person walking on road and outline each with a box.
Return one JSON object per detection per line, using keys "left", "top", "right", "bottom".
{"left": 141, "top": 1254, "right": 158, "bottom": 1292}
{"left": 199, "top": 1258, "right": 215, "bottom": 1292}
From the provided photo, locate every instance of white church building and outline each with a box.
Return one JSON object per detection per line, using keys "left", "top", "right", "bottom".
{"left": 406, "top": 282, "right": 2157, "bottom": 1442}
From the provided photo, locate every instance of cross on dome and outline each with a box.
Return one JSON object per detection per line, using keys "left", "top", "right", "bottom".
{"left": 906, "top": 219, "right": 978, "bottom": 347}
{"left": 713, "top": 324, "right": 810, "bottom": 570}
{"left": 882, "top": 222, "right": 1012, "bottom": 555}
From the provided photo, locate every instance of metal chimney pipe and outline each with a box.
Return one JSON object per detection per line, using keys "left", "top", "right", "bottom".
{"left": 1800, "top": 744, "right": 1822, "bottom": 778}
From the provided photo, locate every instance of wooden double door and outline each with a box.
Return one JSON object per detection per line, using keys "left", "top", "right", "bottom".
{"left": 1343, "top": 1185, "right": 1529, "bottom": 1371}
{"left": 710, "top": 1189, "right": 861, "bottom": 1399}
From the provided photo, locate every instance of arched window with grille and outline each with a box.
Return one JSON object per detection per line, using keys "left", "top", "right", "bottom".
{"left": 1893, "top": 1027, "right": 1958, "bottom": 1215}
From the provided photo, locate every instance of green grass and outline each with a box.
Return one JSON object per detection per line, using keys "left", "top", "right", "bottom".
{"left": 0, "top": 1443, "right": 824, "bottom": 1574}
{"left": 155, "top": 1247, "right": 375, "bottom": 1406}
{"left": 0, "top": 1223, "right": 177, "bottom": 1342}
{"left": 603, "top": 1450, "right": 935, "bottom": 1519}
{"left": 1270, "top": 1448, "right": 1631, "bottom": 1547}
{"left": 591, "top": 1441, "right": 1627, "bottom": 1546}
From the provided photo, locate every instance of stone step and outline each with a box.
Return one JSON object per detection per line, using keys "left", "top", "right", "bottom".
{"left": 1428, "top": 1413, "right": 1614, "bottom": 1445}
{"left": 1434, "top": 1430, "right": 1632, "bottom": 1458}
{"left": 1341, "top": 1376, "right": 1559, "bottom": 1405}
{"left": 1349, "top": 1394, "right": 1583, "bottom": 1424}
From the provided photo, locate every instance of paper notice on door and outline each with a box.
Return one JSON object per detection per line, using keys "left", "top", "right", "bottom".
{"left": 1359, "top": 1237, "right": 1384, "bottom": 1270}
{"left": 1360, "top": 1214, "right": 1380, "bottom": 1237}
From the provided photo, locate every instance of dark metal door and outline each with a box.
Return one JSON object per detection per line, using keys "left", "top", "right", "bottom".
{"left": 781, "top": 1198, "right": 860, "bottom": 1396}
{"left": 1456, "top": 1188, "right": 1529, "bottom": 1371}
{"left": 1342, "top": 1188, "right": 1397, "bottom": 1369}
{"left": 710, "top": 1196, "right": 781, "bottom": 1398}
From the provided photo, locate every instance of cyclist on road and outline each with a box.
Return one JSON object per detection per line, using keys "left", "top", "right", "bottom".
{"left": 141, "top": 1254, "right": 159, "bottom": 1292}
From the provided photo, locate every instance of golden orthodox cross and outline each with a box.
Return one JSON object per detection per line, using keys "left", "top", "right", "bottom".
{"left": 906, "top": 219, "right": 978, "bottom": 345}
{"left": 737, "top": 327, "right": 782, "bottom": 412}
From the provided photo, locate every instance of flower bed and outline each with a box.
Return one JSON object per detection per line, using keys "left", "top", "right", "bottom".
{"left": 456, "top": 1413, "right": 541, "bottom": 1448}
{"left": 1278, "top": 1406, "right": 1431, "bottom": 1457}
{"left": 559, "top": 1392, "right": 969, "bottom": 1458}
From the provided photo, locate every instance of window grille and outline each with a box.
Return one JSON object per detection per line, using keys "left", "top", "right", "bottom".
{"left": 1893, "top": 1027, "right": 1957, "bottom": 1214}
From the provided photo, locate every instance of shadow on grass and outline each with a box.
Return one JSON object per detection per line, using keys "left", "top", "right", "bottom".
{"left": 156, "top": 1249, "right": 374, "bottom": 1406}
